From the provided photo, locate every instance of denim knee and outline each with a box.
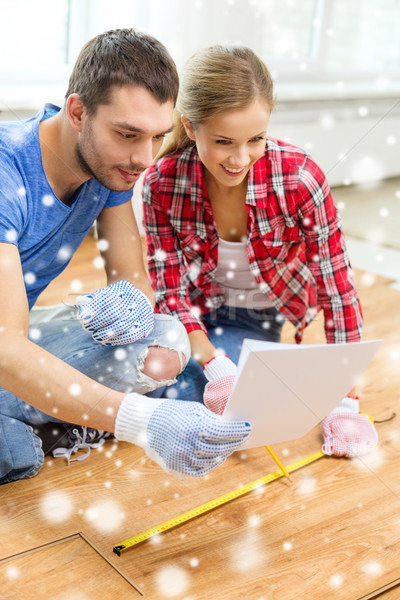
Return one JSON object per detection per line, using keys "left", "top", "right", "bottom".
{"left": 122, "top": 314, "right": 190, "bottom": 393}
{"left": 0, "top": 415, "right": 44, "bottom": 485}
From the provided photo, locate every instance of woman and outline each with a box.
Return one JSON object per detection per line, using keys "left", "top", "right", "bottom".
{"left": 142, "top": 45, "right": 377, "bottom": 457}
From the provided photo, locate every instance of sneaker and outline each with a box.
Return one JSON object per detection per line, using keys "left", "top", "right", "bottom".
{"left": 34, "top": 422, "right": 71, "bottom": 456}
{"left": 52, "top": 425, "right": 113, "bottom": 465}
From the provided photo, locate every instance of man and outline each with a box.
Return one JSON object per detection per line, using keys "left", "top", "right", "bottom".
{"left": 0, "top": 29, "right": 251, "bottom": 484}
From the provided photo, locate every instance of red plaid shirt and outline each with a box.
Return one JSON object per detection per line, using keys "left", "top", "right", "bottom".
{"left": 142, "top": 139, "right": 362, "bottom": 343}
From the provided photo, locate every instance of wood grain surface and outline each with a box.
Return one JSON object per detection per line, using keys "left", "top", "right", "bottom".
{"left": 0, "top": 234, "right": 399, "bottom": 600}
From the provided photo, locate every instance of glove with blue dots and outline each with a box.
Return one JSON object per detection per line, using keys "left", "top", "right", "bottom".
{"left": 115, "top": 393, "right": 252, "bottom": 478}
{"left": 75, "top": 280, "right": 154, "bottom": 346}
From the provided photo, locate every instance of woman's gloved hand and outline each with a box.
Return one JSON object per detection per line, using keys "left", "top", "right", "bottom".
{"left": 321, "top": 397, "right": 378, "bottom": 457}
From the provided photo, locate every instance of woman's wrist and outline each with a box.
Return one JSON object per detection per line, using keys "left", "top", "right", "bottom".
{"left": 188, "top": 330, "right": 220, "bottom": 367}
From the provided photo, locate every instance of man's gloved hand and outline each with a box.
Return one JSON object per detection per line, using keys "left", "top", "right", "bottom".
{"left": 203, "top": 355, "right": 237, "bottom": 416}
{"left": 75, "top": 280, "right": 154, "bottom": 346}
{"left": 115, "top": 393, "right": 251, "bottom": 478}
{"left": 321, "top": 397, "right": 378, "bottom": 458}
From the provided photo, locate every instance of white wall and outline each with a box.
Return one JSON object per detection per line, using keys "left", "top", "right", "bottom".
{"left": 3, "top": 95, "right": 398, "bottom": 236}
{"left": 268, "top": 97, "right": 400, "bottom": 186}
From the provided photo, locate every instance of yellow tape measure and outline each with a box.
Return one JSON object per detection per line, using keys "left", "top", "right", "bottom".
{"left": 113, "top": 450, "right": 325, "bottom": 556}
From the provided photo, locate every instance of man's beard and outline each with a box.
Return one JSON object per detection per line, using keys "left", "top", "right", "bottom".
{"left": 75, "top": 140, "right": 144, "bottom": 192}
{"left": 76, "top": 142, "right": 97, "bottom": 180}
{"left": 75, "top": 139, "right": 123, "bottom": 191}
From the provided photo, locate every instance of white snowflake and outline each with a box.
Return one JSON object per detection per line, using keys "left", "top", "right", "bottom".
{"left": 24, "top": 272, "right": 36, "bottom": 285}
{"left": 296, "top": 476, "right": 317, "bottom": 495}
{"left": 229, "top": 535, "right": 265, "bottom": 572}
{"left": 84, "top": 499, "right": 124, "bottom": 532}
{"left": 350, "top": 156, "right": 384, "bottom": 184}
{"left": 5, "top": 566, "right": 20, "bottom": 580}
{"left": 97, "top": 238, "right": 109, "bottom": 251}
{"left": 28, "top": 327, "right": 41, "bottom": 341}
{"left": 93, "top": 256, "right": 105, "bottom": 269}
{"left": 155, "top": 565, "right": 190, "bottom": 597}
{"left": 319, "top": 113, "right": 335, "bottom": 129}
{"left": 40, "top": 490, "right": 73, "bottom": 523}
{"left": 150, "top": 533, "right": 162, "bottom": 544}
{"left": 248, "top": 514, "right": 261, "bottom": 527}
{"left": 329, "top": 574, "right": 344, "bottom": 588}
{"left": 361, "top": 561, "right": 382, "bottom": 576}
{"left": 166, "top": 387, "right": 179, "bottom": 399}
{"left": 114, "top": 348, "right": 127, "bottom": 361}
{"left": 154, "top": 249, "right": 167, "bottom": 262}
{"left": 68, "top": 383, "right": 82, "bottom": 397}
{"left": 57, "top": 245, "right": 73, "bottom": 261}
{"left": 5, "top": 228, "right": 17, "bottom": 242}
{"left": 70, "top": 279, "right": 83, "bottom": 292}
{"left": 360, "top": 273, "right": 375, "bottom": 287}
{"left": 42, "top": 194, "right": 54, "bottom": 206}
{"left": 282, "top": 541, "right": 293, "bottom": 551}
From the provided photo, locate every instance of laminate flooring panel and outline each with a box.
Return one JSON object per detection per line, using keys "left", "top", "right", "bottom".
{"left": 0, "top": 234, "right": 398, "bottom": 599}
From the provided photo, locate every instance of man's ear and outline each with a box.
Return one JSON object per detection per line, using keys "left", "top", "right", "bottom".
{"left": 181, "top": 115, "right": 196, "bottom": 141}
{"left": 65, "top": 94, "right": 86, "bottom": 133}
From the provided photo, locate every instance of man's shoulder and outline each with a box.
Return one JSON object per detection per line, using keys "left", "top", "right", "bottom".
{"left": 0, "top": 105, "right": 58, "bottom": 157}
{"left": 0, "top": 113, "right": 40, "bottom": 166}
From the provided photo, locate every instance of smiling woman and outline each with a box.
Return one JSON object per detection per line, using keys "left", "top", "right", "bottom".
{"left": 182, "top": 99, "right": 270, "bottom": 194}
{"left": 140, "top": 44, "right": 378, "bottom": 461}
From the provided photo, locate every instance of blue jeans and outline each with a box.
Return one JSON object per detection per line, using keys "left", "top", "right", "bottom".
{"left": 150, "top": 304, "right": 283, "bottom": 403}
{"left": 0, "top": 307, "right": 190, "bottom": 485}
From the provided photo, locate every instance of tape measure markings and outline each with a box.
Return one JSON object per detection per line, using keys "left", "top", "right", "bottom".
{"left": 113, "top": 450, "right": 324, "bottom": 556}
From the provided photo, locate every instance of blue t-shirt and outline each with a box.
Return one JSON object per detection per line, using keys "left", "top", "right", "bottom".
{"left": 0, "top": 104, "right": 132, "bottom": 308}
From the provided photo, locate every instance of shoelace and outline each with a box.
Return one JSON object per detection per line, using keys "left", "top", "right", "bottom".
{"left": 52, "top": 427, "right": 109, "bottom": 465}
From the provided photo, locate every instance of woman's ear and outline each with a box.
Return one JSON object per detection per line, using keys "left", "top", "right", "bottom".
{"left": 181, "top": 115, "right": 196, "bottom": 141}
{"left": 65, "top": 93, "right": 86, "bottom": 133}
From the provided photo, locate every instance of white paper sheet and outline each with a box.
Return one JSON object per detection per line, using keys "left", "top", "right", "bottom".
{"left": 223, "top": 339, "right": 382, "bottom": 449}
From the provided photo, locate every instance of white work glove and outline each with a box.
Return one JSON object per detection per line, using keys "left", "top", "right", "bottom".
{"left": 321, "top": 397, "right": 378, "bottom": 458}
{"left": 75, "top": 280, "right": 154, "bottom": 346}
{"left": 203, "top": 355, "right": 237, "bottom": 416}
{"left": 115, "top": 393, "right": 251, "bottom": 478}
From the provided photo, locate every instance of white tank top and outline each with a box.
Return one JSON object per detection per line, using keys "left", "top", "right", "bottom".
{"left": 214, "top": 237, "right": 274, "bottom": 309}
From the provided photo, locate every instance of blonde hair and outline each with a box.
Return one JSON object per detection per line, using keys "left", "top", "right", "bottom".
{"left": 159, "top": 45, "right": 275, "bottom": 158}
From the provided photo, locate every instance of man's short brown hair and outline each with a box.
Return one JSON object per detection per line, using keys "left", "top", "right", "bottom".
{"left": 65, "top": 28, "right": 179, "bottom": 114}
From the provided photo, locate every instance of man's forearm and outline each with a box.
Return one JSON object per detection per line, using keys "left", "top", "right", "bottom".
{"left": 0, "top": 332, "right": 124, "bottom": 432}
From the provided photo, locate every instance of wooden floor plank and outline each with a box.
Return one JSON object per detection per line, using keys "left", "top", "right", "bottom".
{"left": 1, "top": 233, "right": 399, "bottom": 599}
{"left": 0, "top": 534, "right": 142, "bottom": 599}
